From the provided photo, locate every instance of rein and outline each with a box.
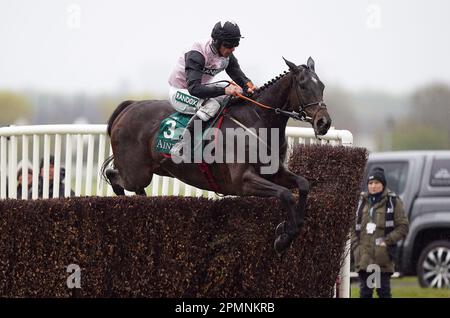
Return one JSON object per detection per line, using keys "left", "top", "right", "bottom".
{"left": 226, "top": 80, "right": 326, "bottom": 123}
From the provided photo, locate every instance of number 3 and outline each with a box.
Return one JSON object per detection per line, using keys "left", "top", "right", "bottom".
{"left": 163, "top": 120, "right": 176, "bottom": 139}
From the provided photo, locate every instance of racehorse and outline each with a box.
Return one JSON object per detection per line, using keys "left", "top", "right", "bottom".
{"left": 101, "top": 57, "right": 332, "bottom": 254}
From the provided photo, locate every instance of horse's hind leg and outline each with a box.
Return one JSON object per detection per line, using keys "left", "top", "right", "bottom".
{"left": 105, "top": 168, "right": 125, "bottom": 196}
{"left": 113, "top": 148, "right": 154, "bottom": 195}
{"left": 136, "top": 188, "right": 147, "bottom": 196}
{"left": 109, "top": 127, "right": 156, "bottom": 194}
{"left": 106, "top": 167, "right": 150, "bottom": 196}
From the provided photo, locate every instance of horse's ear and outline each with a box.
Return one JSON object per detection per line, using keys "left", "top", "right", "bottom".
{"left": 283, "top": 57, "right": 299, "bottom": 74}
{"left": 307, "top": 57, "right": 315, "bottom": 72}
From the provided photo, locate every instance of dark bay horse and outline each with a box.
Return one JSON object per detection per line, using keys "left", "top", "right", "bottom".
{"left": 101, "top": 57, "right": 331, "bottom": 254}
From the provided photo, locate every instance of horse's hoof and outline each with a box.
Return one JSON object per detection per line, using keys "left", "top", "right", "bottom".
{"left": 275, "top": 221, "right": 287, "bottom": 237}
{"left": 274, "top": 233, "right": 291, "bottom": 256}
{"left": 112, "top": 185, "right": 125, "bottom": 196}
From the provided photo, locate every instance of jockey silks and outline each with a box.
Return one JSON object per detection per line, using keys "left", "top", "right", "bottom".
{"left": 169, "top": 38, "right": 230, "bottom": 90}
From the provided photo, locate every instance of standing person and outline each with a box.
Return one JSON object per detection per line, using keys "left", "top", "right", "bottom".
{"left": 16, "top": 167, "right": 33, "bottom": 199}
{"left": 168, "top": 20, "right": 257, "bottom": 157}
{"left": 352, "top": 167, "right": 409, "bottom": 298}
{"left": 38, "top": 156, "right": 74, "bottom": 198}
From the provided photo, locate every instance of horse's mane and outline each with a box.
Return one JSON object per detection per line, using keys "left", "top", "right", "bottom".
{"left": 257, "top": 70, "right": 290, "bottom": 93}
{"left": 256, "top": 64, "right": 310, "bottom": 94}
{"left": 227, "top": 64, "right": 311, "bottom": 106}
{"left": 227, "top": 69, "right": 291, "bottom": 106}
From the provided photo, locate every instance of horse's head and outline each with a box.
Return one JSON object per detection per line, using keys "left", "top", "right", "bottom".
{"left": 284, "top": 57, "right": 332, "bottom": 136}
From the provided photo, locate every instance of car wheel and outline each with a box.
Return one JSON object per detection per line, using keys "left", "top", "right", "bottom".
{"left": 417, "top": 240, "right": 450, "bottom": 288}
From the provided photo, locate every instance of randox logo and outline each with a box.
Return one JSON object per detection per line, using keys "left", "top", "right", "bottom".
{"left": 175, "top": 92, "right": 199, "bottom": 106}
{"left": 202, "top": 67, "right": 224, "bottom": 76}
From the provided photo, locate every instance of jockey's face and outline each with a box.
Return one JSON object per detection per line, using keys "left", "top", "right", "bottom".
{"left": 219, "top": 45, "right": 235, "bottom": 58}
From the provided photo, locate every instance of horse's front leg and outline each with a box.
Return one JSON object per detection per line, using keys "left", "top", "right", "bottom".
{"left": 241, "top": 167, "right": 300, "bottom": 255}
{"left": 272, "top": 165, "right": 310, "bottom": 235}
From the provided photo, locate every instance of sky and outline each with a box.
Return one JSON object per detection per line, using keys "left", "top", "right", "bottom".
{"left": 1, "top": 0, "right": 449, "bottom": 96}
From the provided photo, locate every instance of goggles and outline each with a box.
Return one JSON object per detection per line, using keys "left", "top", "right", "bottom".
{"left": 222, "top": 39, "right": 240, "bottom": 48}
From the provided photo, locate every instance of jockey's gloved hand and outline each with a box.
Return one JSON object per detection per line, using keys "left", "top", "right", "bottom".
{"left": 245, "top": 82, "right": 258, "bottom": 96}
{"left": 225, "top": 84, "right": 243, "bottom": 96}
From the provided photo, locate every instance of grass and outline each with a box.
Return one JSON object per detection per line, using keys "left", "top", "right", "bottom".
{"left": 351, "top": 276, "right": 450, "bottom": 298}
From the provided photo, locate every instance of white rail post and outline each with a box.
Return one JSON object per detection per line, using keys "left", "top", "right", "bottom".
{"left": 21, "top": 135, "right": 29, "bottom": 199}
{"left": 152, "top": 175, "right": 160, "bottom": 196}
{"left": 8, "top": 136, "right": 18, "bottom": 199}
{"left": 173, "top": 179, "right": 181, "bottom": 196}
{"left": 287, "top": 136, "right": 295, "bottom": 162}
{"left": 75, "top": 134, "right": 83, "bottom": 196}
{"left": 184, "top": 183, "right": 192, "bottom": 197}
{"left": 106, "top": 145, "right": 114, "bottom": 196}
{"left": 0, "top": 136, "right": 7, "bottom": 199}
{"left": 195, "top": 187, "right": 203, "bottom": 197}
{"left": 207, "top": 190, "right": 216, "bottom": 199}
{"left": 337, "top": 130, "right": 354, "bottom": 298}
{"left": 85, "top": 134, "right": 95, "bottom": 196}
{"left": 65, "top": 134, "right": 73, "bottom": 198}
{"left": 42, "top": 134, "right": 51, "bottom": 199}
{"left": 97, "top": 134, "right": 106, "bottom": 196}
{"left": 53, "top": 134, "right": 61, "bottom": 198}
{"left": 162, "top": 176, "right": 170, "bottom": 196}
{"left": 338, "top": 236, "right": 352, "bottom": 298}
{"left": 32, "top": 135, "right": 40, "bottom": 199}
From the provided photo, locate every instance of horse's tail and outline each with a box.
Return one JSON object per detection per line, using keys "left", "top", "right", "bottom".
{"left": 100, "top": 154, "right": 115, "bottom": 185}
{"left": 106, "top": 100, "right": 134, "bottom": 136}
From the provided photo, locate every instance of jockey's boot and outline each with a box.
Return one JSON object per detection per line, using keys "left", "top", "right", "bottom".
{"left": 170, "top": 113, "right": 201, "bottom": 158}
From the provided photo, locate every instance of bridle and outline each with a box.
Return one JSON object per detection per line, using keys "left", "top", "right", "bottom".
{"left": 215, "top": 73, "right": 328, "bottom": 124}
{"left": 284, "top": 71, "right": 328, "bottom": 123}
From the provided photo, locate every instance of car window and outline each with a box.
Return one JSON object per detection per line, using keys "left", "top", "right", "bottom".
{"left": 429, "top": 158, "right": 450, "bottom": 187}
{"left": 365, "top": 162, "right": 409, "bottom": 194}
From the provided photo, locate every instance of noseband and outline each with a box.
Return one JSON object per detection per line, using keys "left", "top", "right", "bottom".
{"left": 289, "top": 73, "right": 327, "bottom": 123}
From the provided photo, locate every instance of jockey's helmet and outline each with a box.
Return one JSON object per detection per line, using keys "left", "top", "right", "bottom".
{"left": 211, "top": 21, "right": 243, "bottom": 48}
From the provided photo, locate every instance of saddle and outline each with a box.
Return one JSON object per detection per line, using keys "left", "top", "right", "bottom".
{"left": 155, "top": 97, "right": 231, "bottom": 155}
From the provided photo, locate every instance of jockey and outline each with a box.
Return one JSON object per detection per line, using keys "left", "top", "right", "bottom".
{"left": 168, "top": 20, "right": 256, "bottom": 157}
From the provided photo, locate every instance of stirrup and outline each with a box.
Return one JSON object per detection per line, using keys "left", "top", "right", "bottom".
{"left": 170, "top": 141, "right": 185, "bottom": 157}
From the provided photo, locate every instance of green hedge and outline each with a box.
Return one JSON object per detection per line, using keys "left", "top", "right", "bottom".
{"left": 0, "top": 145, "right": 367, "bottom": 297}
